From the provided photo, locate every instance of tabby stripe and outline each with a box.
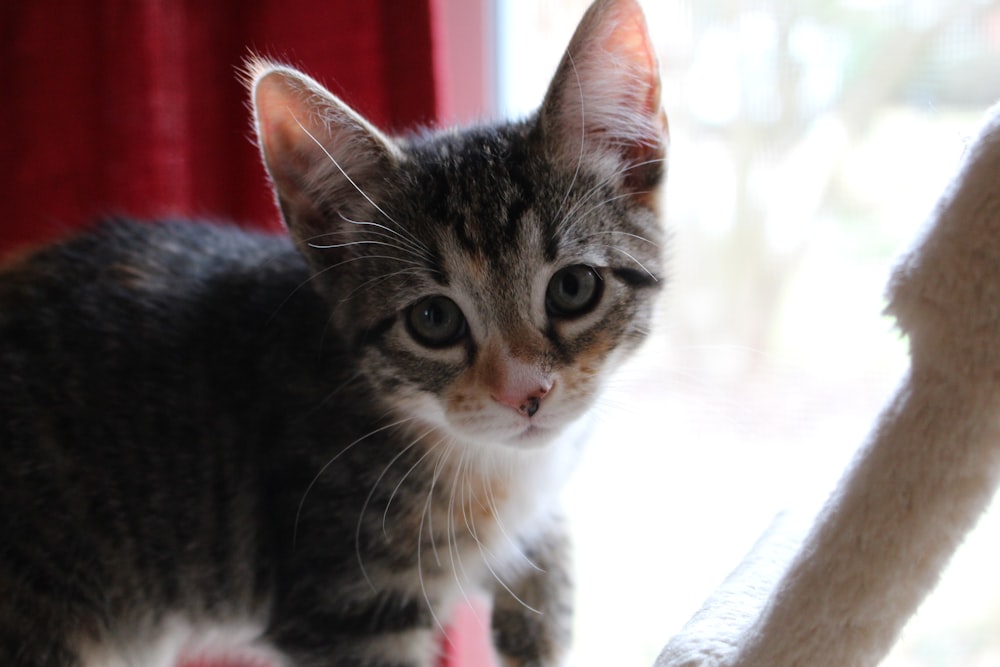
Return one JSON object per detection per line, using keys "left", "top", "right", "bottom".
{"left": 326, "top": 593, "right": 432, "bottom": 635}
{"left": 274, "top": 593, "right": 432, "bottom": 652}
{"left": 354, "top": 315, "right": 397, "bottom": 350}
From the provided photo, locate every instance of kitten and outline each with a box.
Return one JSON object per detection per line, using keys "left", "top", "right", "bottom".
{"left": 0, "top": 0, "right": 666, "bottom": 665}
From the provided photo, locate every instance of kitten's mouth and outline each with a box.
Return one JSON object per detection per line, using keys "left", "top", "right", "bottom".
{"left": 511, "top": 423, "right": 555, "bottom": 447}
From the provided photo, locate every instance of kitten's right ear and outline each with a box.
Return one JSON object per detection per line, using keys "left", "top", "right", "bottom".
{"left": 538, "top": 0, "right": 668, "bottom": 201}
{"left": 247, "top": 58, "right": 400, "bottom": 246}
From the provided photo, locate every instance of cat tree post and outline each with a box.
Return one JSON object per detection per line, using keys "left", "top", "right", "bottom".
{"left": 657, "top": 100, "right": 1000, "bottom": 667}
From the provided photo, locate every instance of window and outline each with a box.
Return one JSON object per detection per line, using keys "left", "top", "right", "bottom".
{"left": 488, "top": 1, "right": 1000, "bottom": 665}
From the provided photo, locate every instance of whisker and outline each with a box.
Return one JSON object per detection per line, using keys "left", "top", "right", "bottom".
{"left": 553, "top": 176, "right": 616, "bottom": 237}
{"left": 578, "top": 229, "right": 659, "bottom": 246}
{"left": 266, "top": 254, "right": 425, "bottom": 326}
{"left": 306, "top": 239, "right": 415, "bottom": 253}
{"left": 601, "top": 245, "right": 658, "bottom": 281}
{"left": 307, "top": 369, "right": 365, "bottom": 416}
{"left": 291, "top": 113, "right": 403, "bottom": 229}
{"left": 382, "top": 437, "right": 442, "bottom": 537}
{"left": 293, "top": 416, "right": 414, "bottom": 549}
{"left": 305, "top": 225, "right": 431, "bottom": 266}
{"left": 468, "top": 486, "right": 543, "bottom": 616}
{"left": 446, "top": 450, "right": 476, "bottom": 615}
{"left": 325, "top": 254, "right": 427, "bottom": 271}
{"left": 554, "top": 156, "right": 667, "bottom": 237}
{"left": 457, "top": 464, "right": 489, "bottom": 627}
{"left": 417, "top": 485, "right": 450, "bottom": 645}
{"left": 483, "top": 462, "right": 543, "bottom": 573}
{"left": 345, "top": 267, "right": 432, "bottom": 301}
{"left": 552, "top": 51, "right": 587, "bottom": 232}
{"left": 424, "top": 444, "right": 455, "bottom": 567}
{"left": 561, "top": 192, "right": 648, "bottom": 237}
{"left": 334, "top": 212, "right": 433, "bottom": 259}
{"left": 355, "top": 429, "right": 434, "bottom": 589}
{"left": 554, "top": 159, "right": 661, "bottom": 236}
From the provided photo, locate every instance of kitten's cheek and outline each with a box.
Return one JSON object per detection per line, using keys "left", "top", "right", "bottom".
{"left": 443, "top": 391, "right": 488, "bottom": 418}
{"left": 563, "top": 334, "right": 616, "bottom": 390}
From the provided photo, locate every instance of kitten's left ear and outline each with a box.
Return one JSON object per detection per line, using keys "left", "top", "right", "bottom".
{"left": 538, "top": 0, "right": 668, "bottom": 200}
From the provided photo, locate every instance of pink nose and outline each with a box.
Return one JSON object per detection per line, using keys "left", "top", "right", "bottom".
{"left": 492, "top": 380, "right": 553, "bottom": 418}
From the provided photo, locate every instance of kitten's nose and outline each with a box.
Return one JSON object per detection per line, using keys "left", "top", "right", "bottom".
{"left": 492, "top": 380, "right": 552, "bottom": 418}
{"left": 521, "top": 396, "right": 541, "bottom": 418}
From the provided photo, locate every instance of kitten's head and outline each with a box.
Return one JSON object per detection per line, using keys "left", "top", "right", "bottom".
{"left": 250, "top": 0, "right": 667, "bottom": 449}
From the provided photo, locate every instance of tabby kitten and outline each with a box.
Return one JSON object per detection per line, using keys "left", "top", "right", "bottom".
{"left": 0, "top": 0, "right": 667, "bottom": 665}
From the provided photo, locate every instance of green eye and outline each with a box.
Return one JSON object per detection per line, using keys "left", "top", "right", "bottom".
{"left": 406, "top": 296, "right": 467, "bottom": 348}
{"left": 546, "top": 265, "right": 602, "bottom": 318}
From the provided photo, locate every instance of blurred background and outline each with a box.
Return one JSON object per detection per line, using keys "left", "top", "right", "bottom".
{"left": 475, "top": 1, "right": 1000, "bottom": 665}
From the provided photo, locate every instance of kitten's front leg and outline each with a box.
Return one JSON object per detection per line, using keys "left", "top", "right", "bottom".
{"left": 490, "top": 518, "right": 573, "bottom": 667}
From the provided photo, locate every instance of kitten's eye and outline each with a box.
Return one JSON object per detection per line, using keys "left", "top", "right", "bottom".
{"left": 546, "top": 265, "right": 602, "bottom": 318}
{"left": 406, "top": 296, "right": 467, "bottom": 348}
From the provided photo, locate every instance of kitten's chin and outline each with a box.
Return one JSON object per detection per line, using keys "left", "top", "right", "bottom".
{"left": 437, "top": 421, "right": 561, "bottom": 450}
{"left": 428, "top": 416, "right": 568, "bottom": 451}
{"left": 509, "top": 423, "right": 560, "bottom": 448}
{"left": 458, "top": 414, "right": 587, "bottom": 450}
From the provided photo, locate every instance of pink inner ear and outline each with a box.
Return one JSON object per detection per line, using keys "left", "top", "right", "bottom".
{"left": 253, "top": 70, "right": 320, "bottom": 187}
{"left": 546, "top": 0, "right": 667, "bottom": 169}
{"left": 601, "top": 1, "right": 662, "bottom": 119}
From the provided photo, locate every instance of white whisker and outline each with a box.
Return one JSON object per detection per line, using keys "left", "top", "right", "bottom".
{"left": 355, "top": 429, "right": 434, "bottom": 589}
{"left": 579, "top": 229, "right": 659, "bottom": 246}
{"left": 484, "top": 464, "right": 543, "bottom": 573}
{"left": 267, "top": 253, "right": 426, "bottom": 326}
{"left": 306, "top": 220, "right": 432, "bottom": 265}
{"left": 601, "top": 245, "right": 658, "bottom": 281}
{"left": 562, "top": 192, "right": 644, "bottom": 237}
{"left": 291, "top": 114, "right": 402, "bottom": 228}
{"left": 554, "top": 156, "right": 666, "bottom": 237}
{"left": 552, "top": 51, "right": 587, "bottom": 232}
{"left": 306, "top": 239, "right": 414, "bottom": 252}
{"left": 345, "top": 268, "right": 434, "bottom": 301}
{"left": 382, "top": 437, "right": 442, "bottom": 537}
{"left": 446, "top": 450, "right": 476, "bottom": 612}
{"left": 416, "top": 475, "right": 450, "bottom": 644}
{"left": 334, "top": 212, "right": 433, "bottom": 258}
{"left": 424, "top": 444, "right": 454, "bottom": 567}
{"left": 454, "top": 464, "right": 485, "bottom": 627}
{"left": 469, "top": 485, "right": 543, "bottom": 616}
{"left": 293, "top": 416, "right": 414, "bottom": 550}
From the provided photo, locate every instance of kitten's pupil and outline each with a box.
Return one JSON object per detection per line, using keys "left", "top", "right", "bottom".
{"left": 547, "top": 265, "right": 602, "bottom": 317}
{"left": 407, "top": 295, "right": 467, "bottom": 348}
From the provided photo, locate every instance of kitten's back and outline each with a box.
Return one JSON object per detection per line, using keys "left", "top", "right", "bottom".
{"left": 0, "top": 220, "right": 323, "bottom": 661}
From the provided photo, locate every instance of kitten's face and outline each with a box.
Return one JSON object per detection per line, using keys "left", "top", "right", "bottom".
{"left": 251, "top": 0, "right": 667, "bottom": 448}
{"left": 336, "top": 128, "right": 663, "bottom": 447}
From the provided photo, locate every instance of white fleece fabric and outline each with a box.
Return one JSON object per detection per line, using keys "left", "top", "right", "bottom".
{"left": 656, "top": 100, "right": 1000, "bottom": 667}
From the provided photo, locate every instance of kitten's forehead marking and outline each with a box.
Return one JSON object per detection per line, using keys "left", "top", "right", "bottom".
{"left": 442, "top": 221, "right": 552, "bottom": 338}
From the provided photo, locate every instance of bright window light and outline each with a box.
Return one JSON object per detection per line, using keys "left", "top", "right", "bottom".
{"left": 492, "top": 1, "right": 1000, "bottom": 665}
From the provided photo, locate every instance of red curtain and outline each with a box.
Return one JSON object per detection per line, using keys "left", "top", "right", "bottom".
{"left": 0, "top": 0, "right": 441, "bottom": 255}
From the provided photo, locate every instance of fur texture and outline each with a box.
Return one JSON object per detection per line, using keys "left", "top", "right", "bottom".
{"left": 0, "top": 1, "right": 667, "bottom": 666}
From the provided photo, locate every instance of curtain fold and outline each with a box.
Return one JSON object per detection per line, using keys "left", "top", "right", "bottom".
{"left": 0, "top": 0, "right": 440, "bottom": 254}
